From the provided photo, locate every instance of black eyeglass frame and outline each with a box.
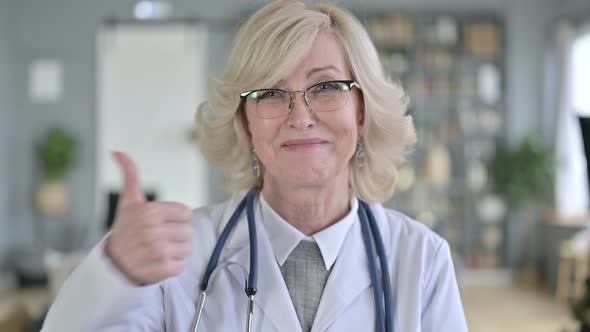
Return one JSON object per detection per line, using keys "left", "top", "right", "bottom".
{"left": 239, "top": 80, "right": 360, "bottom": 117}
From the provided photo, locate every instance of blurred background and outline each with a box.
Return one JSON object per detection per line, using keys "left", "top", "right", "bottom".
{"left": 0, "top": 0, "right": 590, "bottom": 331}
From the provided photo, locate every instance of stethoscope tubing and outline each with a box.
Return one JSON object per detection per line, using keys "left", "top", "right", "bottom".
{"left": 363, "top": 201, "right": 394, "bottom": 331}
{"left": 358, "top": 201, "right": 386, "bottom": 332}
{"left": 193, "top": 188, "right": 393, "bottom": 332}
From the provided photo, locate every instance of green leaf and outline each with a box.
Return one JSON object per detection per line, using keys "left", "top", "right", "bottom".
{"left": 488, "top": 135, "right": 555, "bottom": 207}
{"left": 36, "top": 127, "right": 78, "bottom": 180}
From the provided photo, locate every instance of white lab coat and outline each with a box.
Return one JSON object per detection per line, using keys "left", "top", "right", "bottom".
{"left": 42, "top": 191, "right": 468, "bottom": 332}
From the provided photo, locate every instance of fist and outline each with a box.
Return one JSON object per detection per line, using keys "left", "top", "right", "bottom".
{"left": 105, "top": 151, "right": 193, "bottom": 286}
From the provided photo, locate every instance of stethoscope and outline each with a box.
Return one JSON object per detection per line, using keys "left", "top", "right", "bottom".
{"left": 191, "top": 188, "right": 394, "bottom": 332}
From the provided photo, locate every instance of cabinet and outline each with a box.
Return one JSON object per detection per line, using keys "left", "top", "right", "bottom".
{"left": 366, "top": 12, "right": 506, "bottom": 268}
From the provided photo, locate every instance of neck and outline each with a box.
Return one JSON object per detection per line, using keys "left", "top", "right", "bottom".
{"left": 260, "top": 173, "right": 351, "bottom": 236}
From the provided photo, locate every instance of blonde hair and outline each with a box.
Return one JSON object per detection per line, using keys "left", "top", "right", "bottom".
{"left": 196, "top": 0, "right": 416, "bottom": 203}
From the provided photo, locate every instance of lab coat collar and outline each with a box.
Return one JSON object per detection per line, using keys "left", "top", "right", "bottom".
{"left": 312, "top": 203, "right": 393, "bottom": 332}
{"left": 312, "top": 218, "right": 370, "bottom": 331}
{"left": 222, "top": 192, "right": 302, "bottom": 332}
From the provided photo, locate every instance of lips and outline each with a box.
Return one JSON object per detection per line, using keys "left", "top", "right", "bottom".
{"left": 281, "top": 138, "right": 329, "bottom": 149}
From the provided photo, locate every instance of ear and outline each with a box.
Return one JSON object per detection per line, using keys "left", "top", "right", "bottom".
{"left": 356, "top": 90, "right": 366, "bottom": 135}
{"left": 240, "top": 105, "right": 253, "bottom": 145}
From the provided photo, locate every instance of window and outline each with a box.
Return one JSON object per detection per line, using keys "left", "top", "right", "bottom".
{"left": 555, "top": 24, "right": 590, "bottom": 220}
{"left": 572, "top": 32, "right": 590, "bottom": 116}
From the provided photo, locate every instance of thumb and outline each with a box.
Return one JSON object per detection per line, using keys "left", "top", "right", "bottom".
{"left": 112, "top": 151, "right": 146, "bottom": 207}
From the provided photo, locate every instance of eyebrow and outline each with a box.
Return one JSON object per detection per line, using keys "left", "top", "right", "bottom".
{"left": 307, "top": 65, "right": 342, "bottom": 78}
{"left": 274, "top": 65, "right": 342, "bottom": 87}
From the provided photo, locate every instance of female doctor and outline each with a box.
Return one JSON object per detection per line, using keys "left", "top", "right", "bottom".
{"left": 42, "top": 1, "right": 468, "bottom": 331}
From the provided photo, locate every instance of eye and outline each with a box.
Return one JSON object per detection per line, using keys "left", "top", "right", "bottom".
{"left": 311, "top": 82, "right": 341, "bottom": 93}
{"left": 256, "top": 89, "right": 284, "bottom": 100}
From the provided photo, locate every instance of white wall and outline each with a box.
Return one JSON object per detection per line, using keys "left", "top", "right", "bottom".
{"left": 97, "top": 24, "right": 209, "bottom": 211}
{"left": 0, "top": 0, "right": 18, "bottom": 269}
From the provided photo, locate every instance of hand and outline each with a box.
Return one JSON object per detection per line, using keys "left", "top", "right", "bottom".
{"left": 105, "top": 151, "right": 193, "bottom": 286}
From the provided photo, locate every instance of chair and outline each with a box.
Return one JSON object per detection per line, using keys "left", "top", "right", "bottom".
{"left": 556, "top": 238, "right": 590, "bottom": 302}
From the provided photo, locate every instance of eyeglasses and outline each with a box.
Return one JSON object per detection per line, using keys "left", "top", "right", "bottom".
{"left": 239, "top": 80, "right": 359, "bottom": 119}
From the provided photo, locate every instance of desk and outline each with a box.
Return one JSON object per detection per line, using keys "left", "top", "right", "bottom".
{"left": 0, "top": 288, "right": 49, "bottom": 332}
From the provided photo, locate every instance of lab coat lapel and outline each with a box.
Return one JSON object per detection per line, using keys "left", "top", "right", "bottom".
{"left": 224, "top": 205, "right": 302, "bottom": 332}
{"left": 311, "top": 220, "right": 371, "bottom": 332}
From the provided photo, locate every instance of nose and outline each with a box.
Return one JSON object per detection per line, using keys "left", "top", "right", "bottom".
{"left": 287, "top": 91, "right": 316, "bottom": 129}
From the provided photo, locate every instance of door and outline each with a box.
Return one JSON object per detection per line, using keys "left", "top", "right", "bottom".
{"left": 96, "top": 23, "right": 209, "bottom": 226}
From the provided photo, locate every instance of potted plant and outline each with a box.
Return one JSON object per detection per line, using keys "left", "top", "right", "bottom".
{"left": 35, "top": 127, "right": 78, "bottom": 218}
{"left": 489, "top": 135, "right": 554, "bottom": 207}
{"left": 488, "top": 135, "right": 555, "bottom": 285}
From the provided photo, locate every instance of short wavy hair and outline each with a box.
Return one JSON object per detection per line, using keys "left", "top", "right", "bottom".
{"left": 195, "top": 0, "right": 416, "bottom": 203}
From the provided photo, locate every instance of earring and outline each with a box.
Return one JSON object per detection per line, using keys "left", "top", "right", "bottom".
{"left": 355, "top": 137, "right": 365, "bottom": 168}
{"left": 251, "top": 147, "right": 260, "bottom": 177}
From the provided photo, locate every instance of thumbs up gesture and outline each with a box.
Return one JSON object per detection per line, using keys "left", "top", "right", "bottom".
{"left": 105, "top": 152, "right": 193, "bottom": 286}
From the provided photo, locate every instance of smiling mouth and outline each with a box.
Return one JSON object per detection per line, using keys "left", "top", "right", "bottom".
{"left": 281, "top": 139, "right": 329, "bottom": 150}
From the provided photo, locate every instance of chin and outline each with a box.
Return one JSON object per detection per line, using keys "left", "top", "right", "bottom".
{"left": 282, "top": 166, "right": 343, "bottom": 187}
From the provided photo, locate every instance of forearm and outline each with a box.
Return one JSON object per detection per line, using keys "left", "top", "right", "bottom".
{"left": 41, "top": 237, "right": 164, "bottom": 332}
